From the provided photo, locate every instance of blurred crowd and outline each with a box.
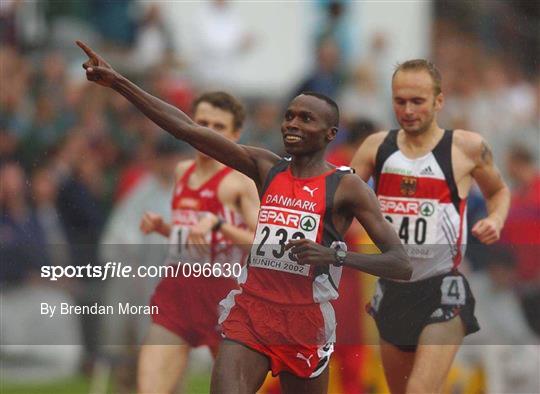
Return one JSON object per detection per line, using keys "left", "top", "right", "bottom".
{"left": 1, "top": 0, "right": 539, "bottom": 392}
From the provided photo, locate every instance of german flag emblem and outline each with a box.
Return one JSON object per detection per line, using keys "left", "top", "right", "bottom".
{"left": 400, "top": 176, "right": 417, "bottom": 196}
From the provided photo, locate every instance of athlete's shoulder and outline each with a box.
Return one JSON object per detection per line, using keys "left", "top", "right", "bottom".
{"left": 452, "top": 129, "right": 485, "bottom": 159}
{"left": 333, "top": 172, "right": 379, "bottom": 213}
{"left": 351, "top": 130, "right": 389, "bottom": 180}
{"left": 338, "top": 172, "right": 374, "bottom": 199}
{"left": 174, "top": 159, "right": 194, "bottom": 180}
{"left": 364, "top": 130, "right": 390, "bottom": 149}
{"left": 224, "top": 167, "right": 257, "bottom": 188}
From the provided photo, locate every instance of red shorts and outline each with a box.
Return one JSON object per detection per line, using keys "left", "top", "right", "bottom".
{"left": 219, "top": 291, "right": 335, "bottom": 378}
{"left": 150, "top": 274, "right": 237, "bottom": 351}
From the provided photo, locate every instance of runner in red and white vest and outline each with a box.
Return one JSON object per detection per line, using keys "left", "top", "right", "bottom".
{"left": 240, "top": 158, "right": 350, "bottom": 305}
{"left": 138, "top": 92, "right": 259, "bottom": 394}
{"left": 351, "top": 59, "right": 510, "bottom": 394}
{"left": 78, "top": 41, "right": 411, "bottom": 394}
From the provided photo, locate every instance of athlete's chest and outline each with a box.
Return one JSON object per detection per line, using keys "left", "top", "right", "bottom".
{"left": 262, "top": 172, "right": 327, "bottom": 216}
{"left": 172, "top": 171, "right": 236, "bottom": 211}
{"left": 251, "top": 173, "right": 329, "bottom": 277}
{"left": 378, "top": 151, "right": 451, "bottom": 197}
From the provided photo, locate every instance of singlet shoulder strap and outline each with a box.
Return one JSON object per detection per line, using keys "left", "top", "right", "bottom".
{"left": 260, "top": 157, "right": 291, "bottom": 196}
{"left": 374, "top": 129, "right": 399, "bottom": 191}
{"left": 432, "top": 129, "right": 461, "bottom": 210}
{"left": 178, "top": 162, "right": 197, "bottom": 185}
{"left": 203, "top": 166, "right": 234, "bottom": 190}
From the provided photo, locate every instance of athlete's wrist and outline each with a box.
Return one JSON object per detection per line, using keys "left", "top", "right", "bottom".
{"left": 488, "top": 214, "right": 504, "bottom": 230}
{"left": 334, "top": 249, "right": 347, "bottom": 267}
{"left": 212, "top": 217, "right": 225, "bottom": 232}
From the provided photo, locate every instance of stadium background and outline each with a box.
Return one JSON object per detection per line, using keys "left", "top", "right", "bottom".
{"left": 1, "top": 0, "right": 538, "bottom": 393}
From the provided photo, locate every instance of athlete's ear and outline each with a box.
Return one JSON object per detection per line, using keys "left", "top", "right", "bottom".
{"left": 434, "top": 92, "right": 444, "bottom": 112}
{"left": 326, "top": 126, "right": 338, "bottom": 142}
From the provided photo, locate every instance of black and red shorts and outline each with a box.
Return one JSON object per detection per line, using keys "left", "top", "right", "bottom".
{"left": 367, "top": 270, "right": 480, "bottom": 352}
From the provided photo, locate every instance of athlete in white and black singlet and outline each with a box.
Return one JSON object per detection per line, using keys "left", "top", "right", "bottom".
{"left": 352, "top": 59, "right": 510, "bottom": 394}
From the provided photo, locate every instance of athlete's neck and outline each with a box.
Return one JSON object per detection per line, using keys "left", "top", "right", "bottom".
{"left": 289, "top": 150, "right": 333, "bottom": 178}
{"left": 194, "top": 155, "right": 224, "bottom": 175}
{"left": 401, "top": 123, "right": 444, "bottom": 151}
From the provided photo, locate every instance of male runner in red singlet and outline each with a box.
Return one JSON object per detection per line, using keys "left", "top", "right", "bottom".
{"left": 77, "top": 40, "right": 412, "bottom": 394}
{"left": 137, "top": 92, "right": 259, "bottom": 393}
{"left": 351, "top": 59, "right": 511, "bottom": 393}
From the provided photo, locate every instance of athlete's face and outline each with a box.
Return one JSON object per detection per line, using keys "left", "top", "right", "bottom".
{"left": 193, "top": 101, "right": 240, "bottom": 159}
{"left": 194, "top": 101, "right": 239, "bottom": 141}
{"left": 392, "top": 70, "right": 443, "bottom": 135}
{"left": 281, "top": 95, "right": 337, "bottom": 156}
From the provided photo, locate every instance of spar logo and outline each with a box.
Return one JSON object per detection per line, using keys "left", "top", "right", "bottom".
{"left": 420, "top": 202, "right": 435, "bottom": 217}
{"left": 300, "top": 215, "right": 316, "bottom": 231}
{"left": 258, "top": 208, "right": 301, "bottom": 228}
{"left": 379, "top": 197, "right": 419, "bottom": 215}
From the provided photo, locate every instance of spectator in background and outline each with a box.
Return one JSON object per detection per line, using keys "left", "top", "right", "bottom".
{"left": 30, "top": 164, "right": 70, "bottom": 268}
{"left": 52, "top": 130, "right": 106, "bottom": 254}
{"left": 0, "top": 0, "right": 19, "bottom": 46}
{"left": 0, "top": 120, "right": 19, "bottom": 163}
{"left": 502, "top": 144, "right": 540, "bottom": 336}
{"left": 314, "top": 0, "right": 351, "bottom": 66}
{"left": 292, "top": 37, "right": 344, "bottom": 100}
{"left": 0, "top": 46, "right": 32, "bottom": 144}
{"left": 0, "top": 161, "right": 83, "bottom": 384}
{"left": 338, "top": 61, "right": 390, "bottom": 127}
{"left": 239, "top": 99, "right": 284, "bottom": 155}
{"left": 50, "top": 130, "right": 107, "bottom": 360}
{"left": 191, "top": 0, "right": 255, "bottom": 89}
{"left": 97, "top": 138, "right": 185, "bottom": 393}
{"left": 0, "top": 162, "right": 48, "bottom": 284}
{"left": 21, "top": 91, "right": 73, "bottom": 165}
{"left": 92, "top": 0, "right": 136, "bottom": 47}
{"left": 127, "top": 4, "right": 175, "bottom": 75}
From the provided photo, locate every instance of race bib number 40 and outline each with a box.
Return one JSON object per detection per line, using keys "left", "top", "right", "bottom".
{"left": 250, "top": 206, "right": 320, "bottom": 276}
{"left": 379, "top": 197, "right": 439, "bottom": 259}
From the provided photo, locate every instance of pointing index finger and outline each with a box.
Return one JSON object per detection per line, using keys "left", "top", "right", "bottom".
{"left": 76, "top": 40, "right": 97, "bottom": 59}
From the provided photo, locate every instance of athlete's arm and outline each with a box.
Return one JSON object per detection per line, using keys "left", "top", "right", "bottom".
{"left": 286, "top": 175, "right": 411, "bottom": 280}
{"left": 204, "top": 174, "right": 259, "bottom": 248}
{"left": 76, "top": 40, "right": 280, "bottom": 189}
{"left": 338, "top": 175, "right": 411, "bottom": 279}
{"left": 139, "top": 161, "right": 193, "bottom": 238}
{"left": 467, "top": 132, "right": 511, "bottom": 244}
{"left": 187, "top": 173, "right": 258, "bottom": 252}
{"left": 350, "top": 131, "right": 387, "bottom": 181}
{"left": 220, "top": 174, "right": 259, "bottom": 245}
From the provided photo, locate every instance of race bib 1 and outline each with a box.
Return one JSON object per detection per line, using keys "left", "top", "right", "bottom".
{"left": 168, "top": 213, "right": 212, "bottom": 264}
{"left": 379, "top": 196, "right": 439, "bottom": 259}
{"left": 249, "top": 206, "right": 320, "bottom": 276}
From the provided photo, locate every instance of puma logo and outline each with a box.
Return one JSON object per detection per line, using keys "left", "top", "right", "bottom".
{"left": 296, "top": 352, "right": 313, "bottom": 367}
{"left": 302, "top": 185, "right": 318, "bottom": 197}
